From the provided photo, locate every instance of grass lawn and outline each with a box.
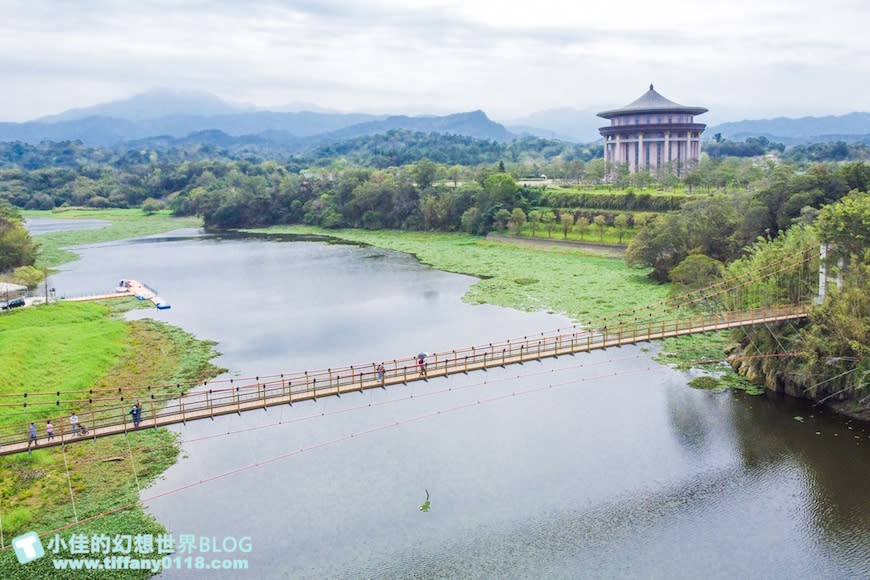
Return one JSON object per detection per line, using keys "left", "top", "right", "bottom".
{"left": 22, "top": 208, "right": 203, "bottom": 267}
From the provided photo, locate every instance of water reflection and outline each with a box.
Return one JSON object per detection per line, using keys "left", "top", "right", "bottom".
{"left": 665, "top": 384, "right": 870, "bottom": 577}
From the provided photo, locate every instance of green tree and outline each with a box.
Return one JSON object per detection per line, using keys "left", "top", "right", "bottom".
{"left": 613, "top": 213, "right": 629, "bottom": 243}
{"left": 560, "top": 212, "right": 574, "bottom": 239}
{"left": 668, "top": 254, "right": 725, "bottom": 298}
{"left": 593, "top": 214, "right": 607, "bottom": 241}
{"left": 528, "top": 209, "right": 541, "bottom": 237}
{"left": 12, "top": 265, "right": 45, "bottom": 291}
{"left": 483, "top": 173, "right": 519, "bottom": 206}
{"left": 574, "top": 216, "right": 589, "bottom": 240}
{"left": 541, "top": 210, "right": 556, "bottom": 238}
{"left": 0, "top": 214, "right": 39, "bottom": 273}
{"left": 141, "top": 197, "right": 165, "bottom": 215}
{"left": 460, "top": 206, "right": 482, "bottom": 234}
{"left": 414, "top": 158, "right": 438, "bottom": 190}
{"left": 511, "top": 208, "right": 527, "bottom": 235}
{"left": 816, "top": 191, "right": 870, "bottom": 267}
{"left": 493, "top": 208, "right": 512, "bottom": 231}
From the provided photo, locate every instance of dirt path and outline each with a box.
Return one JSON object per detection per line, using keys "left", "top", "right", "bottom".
{"left": 486, "top": 233, "right": 626, "bottom": 257}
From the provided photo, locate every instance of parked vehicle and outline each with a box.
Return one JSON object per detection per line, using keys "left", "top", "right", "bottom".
{"left": 6, "top": 297, "right": 25, "bottom": 309}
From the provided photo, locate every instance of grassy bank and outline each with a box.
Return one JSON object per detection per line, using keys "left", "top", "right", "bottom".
{"left": 252, "top": 225, "right": 668, "bottom": 325}
{"left": 22, "top": 208, "right": 202, "bottom": 268}
{"left": 0, "top": 301, "right": 223, "bottom": 579}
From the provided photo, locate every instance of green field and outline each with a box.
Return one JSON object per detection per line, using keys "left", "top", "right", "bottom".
{"left": 22, "top": 208, "right": 202, "bottom": 267}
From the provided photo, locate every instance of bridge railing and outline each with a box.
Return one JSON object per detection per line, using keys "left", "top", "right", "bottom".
{"left": 0, "top": 305, "right": 808, "bottom": 453}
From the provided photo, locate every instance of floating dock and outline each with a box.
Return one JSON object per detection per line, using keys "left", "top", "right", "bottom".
{"left": 66, "top": 279, "right": 170, "bottom": 309}
{"left": 117, "top": 279, "right": 171, "bottom": 309}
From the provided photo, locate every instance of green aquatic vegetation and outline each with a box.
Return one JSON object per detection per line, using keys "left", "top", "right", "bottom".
{"left": 688, "top": 376, "right": 724, "bottom": 391}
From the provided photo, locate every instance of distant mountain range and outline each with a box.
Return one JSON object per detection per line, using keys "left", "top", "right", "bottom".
{"left": 1, "top": 90, "right": 869, "bottom": 149}
{"left": 0, "top": 90, "right": 512, "bottom": 149}
{"left": 707, "top": 113, "right": 870, "bottom": 146}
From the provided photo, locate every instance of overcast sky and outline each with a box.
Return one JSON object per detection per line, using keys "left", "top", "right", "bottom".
{"left": 2, "top": 0, "right": 868, "bottom": 124}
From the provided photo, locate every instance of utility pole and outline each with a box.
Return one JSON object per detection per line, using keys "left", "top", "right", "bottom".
{"left": 43, "top": 264, "right": 49, "bottom": 305}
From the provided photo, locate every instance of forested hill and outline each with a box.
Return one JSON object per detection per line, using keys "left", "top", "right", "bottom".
{"left": 305, "top": 131, "right": 601, "bottom": 167}
{"left": 0, "top": 132, "right": 602, "bottom": 171}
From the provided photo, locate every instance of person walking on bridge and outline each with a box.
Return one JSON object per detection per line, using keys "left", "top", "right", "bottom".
{"left": 46, "top": 419, "right": 54, "bottom": 441}
{"left": 28, "top": 422, "right": 38, "bottom": 453}
{"left": 70, "top": 412, "right": 79, "bottom": 436}
{"left": 130, "top": 401, "right": 142, "bottom": 428}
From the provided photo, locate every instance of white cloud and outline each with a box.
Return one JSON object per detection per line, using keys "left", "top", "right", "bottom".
{"left": 0, "top": 0, "right": 868, "bottom": 121}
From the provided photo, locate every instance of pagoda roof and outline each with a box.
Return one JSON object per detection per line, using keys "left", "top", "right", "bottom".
{"left": 597, "top": 84, "right": 708, "bottom": 118}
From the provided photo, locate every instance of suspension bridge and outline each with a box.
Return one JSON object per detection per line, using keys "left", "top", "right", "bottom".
{"left": 0, "top": 246, "right": 819, "bottom": 457}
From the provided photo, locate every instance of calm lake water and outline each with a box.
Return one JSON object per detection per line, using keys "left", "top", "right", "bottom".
{"left": 36, "top": 221, "right": 870, "bottom": 579}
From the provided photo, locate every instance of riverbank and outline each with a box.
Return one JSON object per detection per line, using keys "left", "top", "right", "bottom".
{"left": 0, "top": 300, "right": 224, "bottom": 579}
{"left": 23, "top": 208, "right": 202, "bottom": 268}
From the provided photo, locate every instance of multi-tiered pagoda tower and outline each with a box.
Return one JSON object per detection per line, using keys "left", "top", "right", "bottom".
{"left": 598, "top": 84, "right": 707, "bottom": 177}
